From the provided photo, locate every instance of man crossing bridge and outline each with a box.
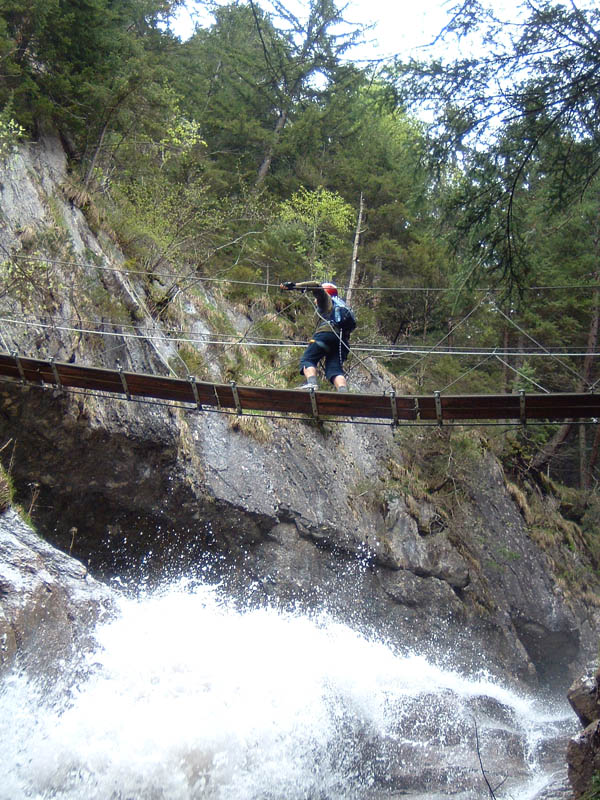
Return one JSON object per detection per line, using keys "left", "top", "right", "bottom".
{"left": 280, "top": 280, "right": 356, "bottom": 392}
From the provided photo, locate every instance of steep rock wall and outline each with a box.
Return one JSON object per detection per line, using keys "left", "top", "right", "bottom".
{"left": 0, "top": 507, "right": 114, "bottom": 673}
{"left": 0, "top": 137, "right": 598, "bottom": 691}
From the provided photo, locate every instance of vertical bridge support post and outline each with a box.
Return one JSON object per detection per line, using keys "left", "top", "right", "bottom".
{"left": 188, "top": 375, "right": 201, "bottom": 409}
{"left": 309, "top": 386, "right": 319, "bottom": 421}
{"left": 230, "top": 381, "right": 242, "bottom": 415}
{"left": 12, "top": 352, "right": 25, "bottom": 384}
{"left": 119, "top": 367, "right": 132, "bottom": 401}
{"left": 389, "top": 389, "right": 398, "bottom": 428}
{"left": 50, "top": 357, "right": 62, "bottom": 393}
{"left": 520, "top": 389, "right": 527, "bottom": 426}
{"left": 434, "top": 391, "right": 443, "bottom": 425}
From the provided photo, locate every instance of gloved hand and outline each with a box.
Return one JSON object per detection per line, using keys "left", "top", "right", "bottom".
{"left": 280, "top": 281, "right": 296, "bottom": 290}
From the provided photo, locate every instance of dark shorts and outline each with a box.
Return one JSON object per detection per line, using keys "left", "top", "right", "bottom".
{"left": 299, "top": 331, "right": 350, "bottom": 383}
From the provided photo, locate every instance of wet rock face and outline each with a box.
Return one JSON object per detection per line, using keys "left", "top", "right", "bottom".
{"left": 567, "top": 668, "right": 600, "bottom": 797}
{"left": 0, "top": 372, "right": 590, "bottom": 692}
{"left": 568, "top": 671, "right": 600, "bottom": 728}
{"left": 0, "top": 508, "right": 115, "bottom": 675}
{"left": 451, "top": 452, "right": 584, "bottom": 688}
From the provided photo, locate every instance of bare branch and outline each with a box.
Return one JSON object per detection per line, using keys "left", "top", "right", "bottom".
{"left": 473, "top": 717, "right": 499, "bottom": 799}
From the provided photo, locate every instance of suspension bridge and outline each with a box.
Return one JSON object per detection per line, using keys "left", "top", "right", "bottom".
{"left": 1, "top": 352, "right": 598, "bottom": 426}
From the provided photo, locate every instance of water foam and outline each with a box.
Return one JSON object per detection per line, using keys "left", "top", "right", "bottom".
{"left": 0, "top": 581, "right": 575, "bottom": 799}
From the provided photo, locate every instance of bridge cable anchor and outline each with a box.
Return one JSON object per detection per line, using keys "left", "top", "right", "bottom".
{"left": 309, "top": 385, "right": 319, "bottom": 420}
{"left": 213, "top": 384, "right": 222, "bottom": 410}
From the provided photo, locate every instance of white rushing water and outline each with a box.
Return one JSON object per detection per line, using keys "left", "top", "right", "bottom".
{"left": 0, "top": 581, "right": 576, "bottom": 800}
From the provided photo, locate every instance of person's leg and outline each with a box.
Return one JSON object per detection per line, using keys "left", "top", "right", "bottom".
{"left": 325, "top": 334, "right": 349, "bottom": 392}
{"left": 300, "top": 365, "right": 318, "bottom": 388}
{"left": 299, "top": 341, "right": 323, "bottom": 388}
{"left": 323, "top": 334, "right": 348, "bottom": 391}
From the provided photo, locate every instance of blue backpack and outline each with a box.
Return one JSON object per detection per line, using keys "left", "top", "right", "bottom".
{"left": 331, "top": 295, "right": 357, "bottom": 334}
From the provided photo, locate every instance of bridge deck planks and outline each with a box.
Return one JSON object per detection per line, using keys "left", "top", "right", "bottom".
{"left": 1, "top": 353, "right": 599, "bottom": 423}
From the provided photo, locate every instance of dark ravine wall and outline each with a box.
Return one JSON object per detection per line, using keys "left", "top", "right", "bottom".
{"left": 1, "top": 136, "right": 599, "bottom": 701}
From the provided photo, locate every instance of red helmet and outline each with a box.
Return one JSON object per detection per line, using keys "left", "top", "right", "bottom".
{"left": 321, "top": 282, "right": 338, "bottom": 297}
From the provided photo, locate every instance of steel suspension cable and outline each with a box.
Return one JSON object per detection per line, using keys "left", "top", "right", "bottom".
{"left": 4, "top": 249, "right": 600, "bottom": 293}
{"left": 395, "top": 293, "right": 491, "bottom": 381}
{"left": 3, "top": 314, "right": 599, "bottom": 361}
{"left": 494, "top": 355, "right": 551, "bottom": 394}
{"left": 492, "top": 303, "right": 587, "bottom": 388}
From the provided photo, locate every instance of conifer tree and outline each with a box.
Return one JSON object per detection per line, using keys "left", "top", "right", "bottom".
{"left": 0, "top": 0, "right": 183, "bottom": 146}
{"left": 395, "top": 0, "right": 600, "bottom": 288}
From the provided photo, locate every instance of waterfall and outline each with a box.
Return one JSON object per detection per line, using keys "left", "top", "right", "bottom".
{"left": 0, "top": 580, "right": 576, "bottom": 800}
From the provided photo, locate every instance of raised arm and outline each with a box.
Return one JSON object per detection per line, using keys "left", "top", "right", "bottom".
{"left": 280, "top": 280, "right": 331, "bottom": 314}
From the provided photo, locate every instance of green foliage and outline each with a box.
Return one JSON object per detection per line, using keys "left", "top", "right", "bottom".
{"left": 0, "top": 0, "right": 185, "bottom": 174}
{"left": 174, "top": 4, "right": 283, "bottom": 184}
{"left": 279, "top": 187, "right": 354, "bottom": 278}
{"left": 161, "top": 115, "right": 205, "bottom": 154}
{"left": 581, "top": 772, "right": 600, "bottom": 800}
{"left": 170, "top": 344, "right": 209, "bottom": 380}
{"left": 0, "top": 100, "right": 24, "bottom": 158}
{"left": 0, "top": 461, "right": 14, "bottom": 511}
{"left": 221, "top": 265, "right": 263, "bottom": 304}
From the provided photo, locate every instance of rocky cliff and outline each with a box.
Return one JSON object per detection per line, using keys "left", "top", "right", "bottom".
{"left": 1, "top": 137, "right": 599, "bottom": 698}
{"left": 0, "top": 507, "right": 114, "bottom": 673}
{"left": 568, "top": 667, "right": 600, "bottom": 797}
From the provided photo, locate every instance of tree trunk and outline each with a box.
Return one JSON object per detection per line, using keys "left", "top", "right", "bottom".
{"left": 373, "top": 256, "right": 382, "bottom": 311}
{"left": 83, "top": 84, "right": 135, "bottom": 189}
{"left": 512, "top": 331, "right": 526, "bottom": 392}
{"left": 579, "top": 423, "right": 587, "bottom": 490}
{"left": 502, "top": 325, "right": 510, "bottom": 393}
{"left": 255, "top": 110, "right": 288, "bottom": 189}
{"left": 422, "top": 293, "right": 430, "bottom": 345}
{"left": 346, "top": 192, "right": 364, "bottom": 306}
{"left": 83, "top": 116, "right": 111, "bottom": 189}
{"left": 447, "top": 317, "right": 454, "bottom": 351}
{"left": 531, "top": 421, "right": 573, "bottom": 473}
{"left": 582, "top": 280, "right": 599, "bottom": 390}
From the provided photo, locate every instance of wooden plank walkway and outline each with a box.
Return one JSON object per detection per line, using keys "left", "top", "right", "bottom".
{"left": 1, "top": 352, "right": 599, "bottom": 424}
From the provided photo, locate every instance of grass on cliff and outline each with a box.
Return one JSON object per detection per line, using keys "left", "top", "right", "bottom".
{"left": 0, "top": 463, "right": 14, "bottom": 511}
{"left": 390, "top": 424, "right": 600, "bottom": 606}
